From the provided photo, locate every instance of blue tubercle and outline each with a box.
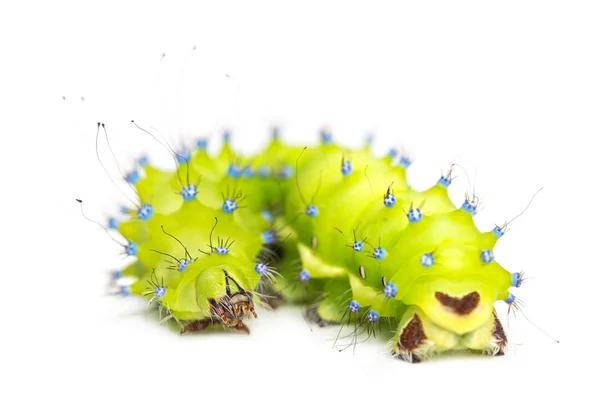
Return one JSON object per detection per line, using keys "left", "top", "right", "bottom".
{"left": 181, "top": 185, "right": 198, "bottom": 201}
{"left": 271, "top": 127, "right": 280, "bottom": 140}
{"left": 177, "top": 259, "right": 189, "bottom": 272}
{"left": 348, "top": 300, "right": 361, "bottom": 313}
{"left": 373, "top": 247, "right": 387, "bottom": 260}
{"left": 341, "top": 160, "right": 353, "bottom": 176}
{"left": 278, "top": 165, "right": 293, "bottom": 179}
{"left": 492, "top": 225, "right": 505, "bottom": 238}
{"left": 215, "top": 246, "right": 229, "bottom": 255}
{"left": 111, "top": 270, "right": 122, "bottom": 280}
{"left": 222, "top": 199, "right": 238, "bottom": 214}
{"left": 108, "top": 217, "right": 119, "bottom": 229}
{"left": 258, "top": 165, "right": 270, "bottom": 178}
{"left": 383, "top": 192, "right": 396, "bottom": 208}
{"left": 480, "top": 249, "right": 494, "bottom": 264}
{"left": 261, "top": 230, "right": 275, "bottom": 244}
{"left": 120, "top": 285, "right": 131, "bottom": 296}
{"left": 388, "top": 148, "right": 399, "bottom": 158}
{"left": 305, "top": 204, "right": 319, "bottom": 217}
{"left": 255, "top": 262, "right": 269, "bottom": 276}
{"left": 227, "top": 163, "right": 242, "bottom": 179}
{"left": 461, "top": 199, "right": 477, "bottom": 215}
{"left": 504, "top": 293, "right": 516, "bottom": 304}
{"left": 437, "top": 175, "right": 451, "bottom": 188}
{"left": 120, "top": 206, "right": 129, "bottom": 215}
{"left": 298, "top": 269, "right": 311, "bottom": 282}
{"left": 125, "top": 242, "right": 138, "bottom": 256}
{"left": 261, "top": 210, "right": 273, "bottom": 223}
{"left": 320, "top": 130, "right": 333, "bottom": 145}
{"left": 223, "top": 130, "right": 231, "bottom": 144}
{"left": 176, "top": 148, "right": 191, "bottom": 164}
{"left": 125, "top": 170, "right": 140, "bottom": 184}
{"left": 137, "top": 203, "right": 154, "bottom": 221}
{"left": 137, "top": 155, "right": 149, "bottom": 167}
{"left": 352, "top": 241, "right": 364, "bottom": 252}
{"left": 420, "top": 252, "right": 434, "bottom": 267}
{"left": 511, "top": 272, "right": 522, "bottom": 288}
{"left": 407, "top": 208, "right": 422, "bottom": 223}
{"left": 383, "top": 282, "right": 397, "bottom": 298}
{"left": 196, "top": 138, "right": 208, "bottom": 150}
{"left": 242, "top": 166, "right": 253, "bottom": 178}
{"left": 366, "top": 310, "right": 380, "bottom": 323}
{"left": 154, "top": 286, "right": 167, "bottom": 299}
{"left": 398, "top": 156, "right": 412, "bottom": 169}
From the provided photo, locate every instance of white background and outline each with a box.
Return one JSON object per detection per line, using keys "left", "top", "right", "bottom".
{"left": 1, "top": 1, "right": 598, "bottom": 407}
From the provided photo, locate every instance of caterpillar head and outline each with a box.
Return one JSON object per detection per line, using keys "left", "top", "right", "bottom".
{"left": 208, "top": 269, "right": 258, "bottom": 328}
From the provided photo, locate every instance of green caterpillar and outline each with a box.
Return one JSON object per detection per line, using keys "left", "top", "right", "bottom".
{"left": 96, "top": 126, "right": 528, "bottom": 362}
{"left": 264, "top": 132, "right": 517, "bottom": 362}
{"left": 100, "top": 129, "right": 286, "bottom": 334}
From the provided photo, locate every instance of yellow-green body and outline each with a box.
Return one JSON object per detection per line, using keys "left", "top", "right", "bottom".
{"left": 110, "top": 132, "right": 518, "bottom": 360}
{"left": 258, "top": 139, "right": 514, "bottom": 360}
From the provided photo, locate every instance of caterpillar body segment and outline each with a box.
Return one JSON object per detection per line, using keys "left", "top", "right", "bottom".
{"left": 113, "top": 139, "right": 281, "bottom": 333}
{"left": 266, "top": 139, "right": 515, "bottom": 361}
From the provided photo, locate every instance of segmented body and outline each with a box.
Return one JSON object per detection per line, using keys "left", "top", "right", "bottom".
{"left": 114, "top": 139, "right": 279, "bottom": 332}
{"left": 106, "top": 130, "right": 521, "bottom": 361}
{"left": 255, "top": 137, "right": 516, "bottom": 361}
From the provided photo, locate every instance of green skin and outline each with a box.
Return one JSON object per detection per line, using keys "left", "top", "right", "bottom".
{"left": 112, "top": 134, "right": 515, "bottom": 360}
{"left": 259, "top": 139, "right": 514, "bottom": 361}
{"left": 117, "top": 142, "right": 280, "bottom": 327}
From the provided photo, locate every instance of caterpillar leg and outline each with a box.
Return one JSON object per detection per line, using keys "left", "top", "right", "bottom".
{"left": 180, "top": 318, "right": 251, "bottom": 335}
{"left": 305, "top": 296, "right": 345, "bottom": 327}
{"left": 233, "top": 321, "right": 251, "bottom": 334}
{"left": 305, "top": 277, "right": 352, "bottom": 327}
{"left": 181, "top": 318, "right": 213, "bottom": 335}
{"left": 460, "top": 310, "right": 507, "bottom": 356}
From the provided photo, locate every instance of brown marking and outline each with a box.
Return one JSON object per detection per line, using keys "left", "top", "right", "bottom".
{"left": 206, "top": 270, "right": 258, "bottom": 329}
{"left": 398, "top": 314, "right": 427, "bottom": 351}
{"left": 181, "top": 318, "right": 213, "bottom": 335}
{"left": 435, "top": 291, "right": 480, "bottom": 315}
{"left": 492, "top": 312, "right": 507, "bottom": 355}
{"left": 234, "top": 321, "right": 250, "bottom": 334}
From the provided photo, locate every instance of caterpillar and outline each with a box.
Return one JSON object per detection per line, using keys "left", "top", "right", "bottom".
{"left": 87, "top": 124, "right": 541, "bottom": 363}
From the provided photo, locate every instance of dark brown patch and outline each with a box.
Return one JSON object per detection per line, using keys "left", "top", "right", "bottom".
{"left": 398, "top": 314, "right": 427, "bottom": 351}
{"left": 181, "top": 318, "right": 212, "bottom": 335}
{"left": 492, "top": 312, "right": 508, "bottom": 354}
{"left": 435, "top": 291, "right": 480, "bottom": 315}
{"left": 206, "top": 270, "right": 258, "bottom": 330}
